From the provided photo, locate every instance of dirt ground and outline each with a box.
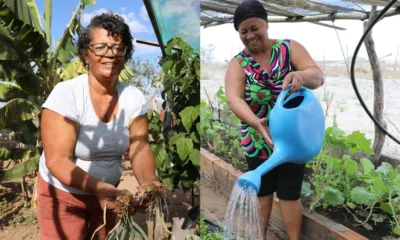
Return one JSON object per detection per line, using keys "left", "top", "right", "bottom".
{"left": 0, "top": 160, "right": 199, "bottom": 240}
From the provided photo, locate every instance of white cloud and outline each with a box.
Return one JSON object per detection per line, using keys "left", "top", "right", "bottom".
{"left": 121, "top": 7, "right": 126, "bottom": 12}
{"left": 120, "top": 12, "right": 150, "bottom": 34}
{"left": 140, "top": 5, "right": 149, "bottom": 21}
{"left": 82, "top": 8, "right": 108, "bottom": 25}
{"left": 162, "top": 0, "right": 199, "bottom": 17}
{"left": 81, "top": 9, "right": 150, "bottom": 34}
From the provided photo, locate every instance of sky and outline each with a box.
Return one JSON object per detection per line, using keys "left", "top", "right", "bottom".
{"left": 35, "top": 0, "right": 162, "bottom": 65}
{"left": 201, "top": 14, "right": 400, "bottom": 63}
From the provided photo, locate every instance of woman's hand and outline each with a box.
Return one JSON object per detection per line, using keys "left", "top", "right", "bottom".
{"left": 282, "top": 72, "right": 304, "bottom": 92}
{"left": 95, "top": 182, "right": 119, "bottom": 212}
{"left": 251, "top": 118, "right": 274, "bottom": 149}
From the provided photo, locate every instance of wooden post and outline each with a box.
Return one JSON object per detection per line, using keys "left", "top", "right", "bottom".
{"left": 363, "top": 6, "right": 386, "bottom": 164}
{"left": 394, "top": 45, "right": 399, "bottom": 76}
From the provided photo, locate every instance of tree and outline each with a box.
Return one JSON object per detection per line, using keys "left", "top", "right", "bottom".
{"left": 121, "top": 57, "right": 162, "bottom": 95}
{"left": 363, "top": 6, "right": 386, "bottom": 165}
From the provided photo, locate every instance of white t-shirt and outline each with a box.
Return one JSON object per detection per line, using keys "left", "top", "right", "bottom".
{"left": 38, "top": 74, "right": 148, "bottom": 194}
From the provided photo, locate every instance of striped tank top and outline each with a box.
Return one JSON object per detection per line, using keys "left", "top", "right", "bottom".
{"left": 235, "top": 39, "right": 293, "bottom": 161}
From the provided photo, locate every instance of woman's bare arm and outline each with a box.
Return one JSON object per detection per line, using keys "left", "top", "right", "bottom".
{"left": 225, "top": 58, "right": 273, "bottom": 148}
{"left": 288, "top": 40, "right": 324, "bottom": 90}
{"left": 128, "top": 114, "right": 157, "bottom": 187}
{"left": 42, "top": 109, "right": 118, "bottom": 197}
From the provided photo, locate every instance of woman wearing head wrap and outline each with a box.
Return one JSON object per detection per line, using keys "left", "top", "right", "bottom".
{"left": 225, "top": 0, "right": 324, "bottom": 239}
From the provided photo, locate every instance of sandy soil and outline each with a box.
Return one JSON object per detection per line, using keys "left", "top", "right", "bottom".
{"left": 0, "top": 160, "right": 199, "bottom": 240}
{"left": 201, "top": 67, "right": 400, "bottom": 157}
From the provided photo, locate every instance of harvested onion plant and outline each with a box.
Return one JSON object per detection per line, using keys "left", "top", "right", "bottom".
{"left": 142, "top": 181, "right": 171, "bottom": 239}
{"left": 91, "top": 190, "right": 147, "bottom": 240}
{"left": 91, "top": 182, "right": 170, "bottom": 240}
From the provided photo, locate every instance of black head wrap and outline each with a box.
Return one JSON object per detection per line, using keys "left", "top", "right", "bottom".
{"left": 233, "top": 0, "right": 268, "bottom": 31}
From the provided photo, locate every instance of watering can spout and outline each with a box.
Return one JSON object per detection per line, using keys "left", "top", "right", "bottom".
{"left": 237, "top": 148, "right": 285, "bottom": 193}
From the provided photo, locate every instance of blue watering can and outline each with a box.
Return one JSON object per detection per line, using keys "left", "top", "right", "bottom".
{"left": 237, "top": 86, "right": 325, "bottom": 193}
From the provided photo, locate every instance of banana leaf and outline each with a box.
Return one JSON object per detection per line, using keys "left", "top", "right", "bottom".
{"left": 0, "top": 98, "right": 40, "bottom": 129}
{"left": 0, "top": 0, "right": 48, "bottom": 60}
{"left": 0, "top": 155, "right": 40, "bottom": 181}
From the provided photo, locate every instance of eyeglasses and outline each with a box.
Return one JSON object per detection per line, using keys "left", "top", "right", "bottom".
{"left": 89, "top": 43, "right": 127, "bottom": 57}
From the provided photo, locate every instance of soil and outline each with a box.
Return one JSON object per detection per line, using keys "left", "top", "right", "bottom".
{"left": 200, "top": 151, "right": 396, "bottom": 240}
{"left": 0, "top": 160, "right": 199, "bottom": 240}
{"left": 301, "top": 194, "right": 391, "bottom": 240}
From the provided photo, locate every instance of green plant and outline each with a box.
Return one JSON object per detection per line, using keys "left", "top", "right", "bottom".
{"left": 148, "top": 37, "right": 200, "bottom": 191}
{"left": 199, "top": 88, "right": 246, "bottom": 170}
{"left": 200, "top": 214, "right": 223, "bottom": 240}
{"left": 306, "top": 120, "right": 400, "bottom": 236}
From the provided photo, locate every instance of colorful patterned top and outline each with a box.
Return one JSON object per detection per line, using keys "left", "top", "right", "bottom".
{"left": 235, "top": 39, "right": 293, "bottom": 160}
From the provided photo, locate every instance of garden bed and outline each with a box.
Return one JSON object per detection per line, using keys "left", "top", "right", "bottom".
{"left": 200, "top": 148, "right": 372, "bottom": 240}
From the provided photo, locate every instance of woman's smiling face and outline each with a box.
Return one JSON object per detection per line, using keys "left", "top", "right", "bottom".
{"left": 238, "top": 18, "right": 269, "bottom": 53}
{"left": 84, "top": 27, "right": 126, "bottom": 80}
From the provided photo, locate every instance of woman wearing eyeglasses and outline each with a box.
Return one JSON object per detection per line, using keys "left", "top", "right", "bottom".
{"left": 37, "top": 13, "right": 157, "bottom": 240}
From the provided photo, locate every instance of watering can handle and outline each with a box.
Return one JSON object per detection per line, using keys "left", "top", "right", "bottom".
{"left": 277, "top": 85, "right": 308, "bottom": 107}
{"left": 276, "top": 85, "right": 292, "bottom": 106}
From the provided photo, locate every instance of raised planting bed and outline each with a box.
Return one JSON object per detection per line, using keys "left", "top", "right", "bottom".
{"left": 200, "top": 148, "right": 368, "bottom": 240}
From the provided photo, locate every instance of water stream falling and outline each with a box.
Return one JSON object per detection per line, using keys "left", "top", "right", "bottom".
{"left": 222, "top": 183, "right": 263, "bottom": 240}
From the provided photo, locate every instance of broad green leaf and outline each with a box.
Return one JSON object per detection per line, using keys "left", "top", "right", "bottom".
{"left": 196, "top": 122, "right": 200, "bottom": 134}
{"left": 0, "top": 1, "right": 48, "bottom": 59}
{"left": 380, "top": 203, "right": 394, "bottom": 215}
{"left": 26, "top": 0, "right": 44, "bottom": 33}
{"left": 343, "top": 155, "right": 358, "bottom": 174}
{"left": 0, "top": 98, "right": 40, "bottom": 128}
{"left": 206, "top": 128, "right": 215, "bottom": 136}
{"left": 0, "top": 148, "right": 11, "bottom": 160}
{"left": 0, "top": 148, "right": 33, "bottom": 161}
{"left": 327, "top": 157, "right": 341, "bottom": 171}
{"left": 360, "top": 157, "right": 374, "bottom": 174}
{"left": 189, "top": 148, "right": 200, "bottom": 167}
{"left": 363, "top": 223, "right": 373, "bottom": 231}
{"left": 233, "top": 139, "right": 240, "bottom": 148}
{"left": 57, "top": 36, "right": 79, "bottom": 66}
{"left": 169, "top": 133, "right": 185, "bottom": 146}
{"left": 0, "top": 83, "right": 27, "bottom": 102}
{"left": 63, "top": 58, "right": 87, "bottom": 80}
{"left": 0, "top": 61, "right": 42, "bottom": 97}
{"left": 0, "top": 156, "right": 40, "bottom": 181}
{"left": 346, "top": 202, "right": 356, "bottom": 209}
{"left": 371, "top": 213, "right": 386, "bottom": 223}
{"left": 351, "top": 186, "right": 376, "bottom": 205}
{"left": 118, "top": 64, "right": 134, "bottom": 82}
{"left": 180, "top": 106, "right": 199, "bottom": 133}
{"left": 346, "top": 131, "right": 373, "bottom": 154}
{"left": 376, "top": 162, "right": 394, "bottom": 177}
{"left": 301, "top": 181, "right": 313, "bottom": 197}
{"left": 52, "top": 1, "right": 84, "bottom": 73}
{"left": 0, "top": 25, "right": 27, "bottom": 61}
{"left": 323, "top": 186, "right": 344, "bottom": 206}
{"left": 44, "top": 0, "right": 52, "bottom": 46}
{"left": 166, "top": 38, "right": 178, "bottom": 55}
{"left": 153, "top": 146, "right": 166, "bottom": 169}
{"left": 190, "top": 132, "right": 199, "bottom": 143}
{"left": 162, "top": 60, "right": 174, "bottom": 73}
{"left": 393, "top": 226, "right": 400, "bottom": 236}
{"left": 81, "top": 0, "right": 96, "bottom": 7}
{"left": 176, "top": 137, "right": 193, "bottom": 161}
{"left": 3, "top": 0, "right": 42, "bottom": 32}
